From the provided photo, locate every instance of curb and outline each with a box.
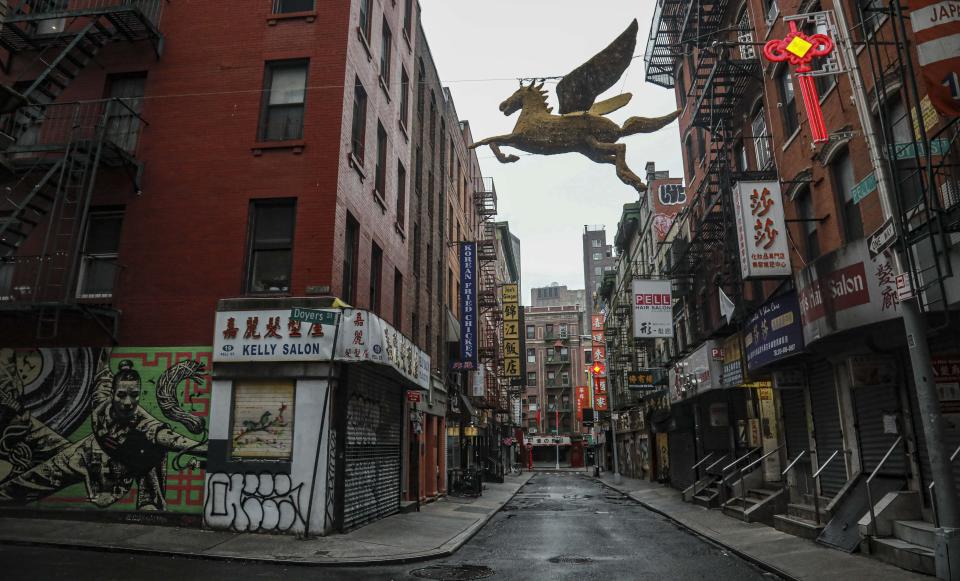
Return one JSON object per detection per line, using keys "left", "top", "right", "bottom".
{"left": 593, "top": 477, "right": 798, "bottom": 581}
{"left": 0, "top": 474, "right": 533, "bottom": 568}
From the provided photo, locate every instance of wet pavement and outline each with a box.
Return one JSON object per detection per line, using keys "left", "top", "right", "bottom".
{"left": 0, "top": 473, "right": 776, "bottom": 580}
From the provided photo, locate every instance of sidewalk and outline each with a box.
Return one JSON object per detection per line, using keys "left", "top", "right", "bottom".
{"left": 596, "top": 473, "right": 928, "bottom": 581}
{"left": 0, "top": 472, "right": 532, "bottom": 566}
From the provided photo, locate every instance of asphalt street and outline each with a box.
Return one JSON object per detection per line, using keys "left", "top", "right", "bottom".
{"left": 0, "top": 473, "right": 777, "bottom": 580}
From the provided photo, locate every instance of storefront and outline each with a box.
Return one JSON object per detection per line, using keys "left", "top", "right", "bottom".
{"left": 722, "top": 333, "right": 778, "bottom": 482}
{"left": 206, "top": 302, "right": 429, "bottom": 536}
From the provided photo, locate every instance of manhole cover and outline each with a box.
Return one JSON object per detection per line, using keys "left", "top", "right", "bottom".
{"left": 547, "top": 555, "right": 593, "bottom": 564}
{"left": 410, "top": 565, "right": 495, "bottom": 580}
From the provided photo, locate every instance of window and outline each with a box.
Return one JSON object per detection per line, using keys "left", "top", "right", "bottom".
{"left": 737, "top": 8, "right": 756, "bottom": 59}
{"left": 527, "top": 348, "right": 536, "bottom": 363}
{"left": 546, "top": 324, "right": 554, "bottom": 337}
{"left": 246, "top": 200, "right": 295, "bottom": 294}
{"left": 762, "top": 0, "right": 778, "bottom": 24}
{"left": 36, "top": 0, "right": 66, "bottom": 35}
{"left": 358, "top": 0, "right": 373, "bottom": 41}
{"left": 370, "top": 242, "right": 383, "bottom": 314}
{"left": 547, "top": 371, "right": 556, "bottom": 383}
{"left": 400, "top": 67, "right": 410, "bottom": 129}
{"left": 105, "top": 73, "right": 146, "bottom": 153}
{"left": 685, "top": 134, "right": 695, "bottom": 177}
{"left": 594, "top": 266, "right": 602, "bottom": 276}
{"left": 403, "top": 0, "right": 413, "bottom": 39}
{"left": 448, "top": 203, "right": 454, "bottom": 240}
{"left": 676, "top": 66, "right": 687, "bottom": 108}
{"left": 351, "top": 78, "right": 367, "bottom": 163}
{"left": 413, "top": 222, "right": 421, "bottom": 273}
{"left": 584, "top": 350, "right": 592, "bottom": 364}
{"left": 778, "top": 68, "right": 798, "bottom": 136}
{"left": 393, "top": 269, "right": 403, "bottom": 326}
{"left": 396, "top": 161, "right": 407, "bottom": 230}
{"left": 273, "top": 0, "right": 313, "bottom": 13}
{"left": 591, "top": 239, "right": 601, "bottom": 248}
{"left": 527, "top": 372, "right": 537, "bottom": 387}
{"left": 858, "top": 0, "right": 884, "bottom": 38}
{"left": 231, "top": 380, "right": 295, "bottom": 460}
{"left": 735, "top": 141, "right": 749, "bottom": 172}
{"left": 375, "top": 121, "right": 387, "bottom": 197}
{"left": 798, "top": 188, "right": 819, "bottom": 261}
{"left": 832, "top": 149, "right": 864, "bottom": 241}
{"left": 882, "top": 99, "right": 924, "bottom": 208}
{"left": 804, "top": 4, "right": 836, "bottom": 97}
{"left": 417, "top": 60, "right": 425, "bottom": 118}
{"left": 561, "top": 372, "right": 570, "bottom": 386}
{"left": 259, "top": 60, "right": 308, "bottom": 141}
{"left": 77, "top": 210, "right": 123, "bottom": 298}
{"left": 343, "top": 212, "right": 360, "bottom": 303}
{"left": 697, "top": 128, "right": 706, "bottom": 162}
{"left": 526, "top": 324, "right": 535, "bottom": 339}
{"left": 752, "top": 108, "right": 772, "bottom": 169}
{"left": 592, "top": 252, "right": 601, "bottom": 261}
{"left": 379, "top": 18, "right": 392, "bottom": 89}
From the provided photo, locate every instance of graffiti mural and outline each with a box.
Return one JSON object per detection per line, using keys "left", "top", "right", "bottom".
{"left": 0, "top": 347, "right": 210, "bottom": 514}
{"left": 204, "top": 472, "right": 305, "bottom": 533}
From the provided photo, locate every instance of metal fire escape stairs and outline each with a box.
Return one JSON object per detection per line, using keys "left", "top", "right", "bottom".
{"left": 859, "top": 0, "right": 959, "bottom": 333}
{"left": 474, "top": 177, "right": 504, "bottom": 411}
{"left": 0, "top": 0, "right": 163, "bottom": 341}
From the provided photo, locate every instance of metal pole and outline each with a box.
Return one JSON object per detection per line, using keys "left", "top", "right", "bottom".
{"left": 555, "top": 408, "right": 560, "bottom": 469}
{"left": 304, "top": 310, "right": 341, "bottom": 538}
{"left": 831, "top": 5, "right": 960, "bottom": 576}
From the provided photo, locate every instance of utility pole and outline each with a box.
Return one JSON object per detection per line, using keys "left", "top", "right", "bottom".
{"left": 831, "top": 4, "right": 960, "bottom": 578}
{"left": 555, "top": 407, "right": 561, "bottom": 469}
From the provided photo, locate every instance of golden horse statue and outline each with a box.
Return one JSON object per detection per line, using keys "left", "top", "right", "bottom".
{"left": 470, "top": 20, "right": 679, "bottom": 194}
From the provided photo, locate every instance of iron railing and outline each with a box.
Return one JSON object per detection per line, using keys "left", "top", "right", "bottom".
{"left": 737, "top": 445, "right": 783, "bottom": 509}
{"left": 812, "top": 450, "right": 841, "bottom": 525}
{"left": 927, "top": 442, "right": 960, "bottom": 528}
{"left": 0, "top": 253, "right": 120, "bottom": 305}
{"left": 7, "top": 0, "right": 164, "bottom": 27}
{"left": 1, "top": 98, "right": 146, "bottom": 156}
{"left": 865, "top": 436, "right": 904, "bottom": 536}
{"left": 689, "top": 451, "right": 715, "bottom": 484}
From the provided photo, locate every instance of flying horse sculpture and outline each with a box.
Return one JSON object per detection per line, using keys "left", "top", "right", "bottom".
{"left": 470, "top": 19, "right": 679, "bottom": 194}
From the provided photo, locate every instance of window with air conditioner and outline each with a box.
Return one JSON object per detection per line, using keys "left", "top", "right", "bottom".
{"left": 272, "top": 0, "right": 314, "bottom": 13}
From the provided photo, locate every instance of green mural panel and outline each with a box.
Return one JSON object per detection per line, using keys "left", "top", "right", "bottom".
{"left": 0, "top": 347, "right": 211, "bottom": 514}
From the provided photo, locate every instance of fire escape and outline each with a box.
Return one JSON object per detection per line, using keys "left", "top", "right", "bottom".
{"left": 0, "top": 0, "right": 163, "bottom": 341}
{"left": 858, "top": 0, "right": 960, "bottom": 329}
{"left": 474, "top": 176, "right": 505, "bottom": 412}
{"left": 651, "top": 0, "right": 774, "bottom": 346}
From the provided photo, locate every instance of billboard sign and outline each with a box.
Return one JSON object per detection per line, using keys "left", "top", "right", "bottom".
{"left": 632, "top": 279, "right": 673, "bottom": 337}
{"left": 733, "top": 181, "right": 791, "bottom": 279}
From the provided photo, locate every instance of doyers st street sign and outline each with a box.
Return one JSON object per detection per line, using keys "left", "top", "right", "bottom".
{"left": 289, "top": 307, "right": 338, "bottom": 326}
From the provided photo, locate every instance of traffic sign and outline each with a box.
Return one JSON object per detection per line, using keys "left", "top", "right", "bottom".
{"left": 406, "top": 390, "right": 422, "bottom": 403}
{"left": 289, "top": 307, "right": 338, "bottom": 326}
{"left": 867, "top": 217, "right": 897, "bottom": 259}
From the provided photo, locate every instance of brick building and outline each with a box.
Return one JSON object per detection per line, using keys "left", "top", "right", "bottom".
{"left": 0, "top": 0, "right": 496, "bottom": 535}
{"left": 621, "top": 0, "right": 960, "bottom": 572}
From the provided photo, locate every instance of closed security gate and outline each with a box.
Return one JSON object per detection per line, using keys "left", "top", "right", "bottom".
{"left": 852, "top": 383, "right": 906, "bottom": 476}
{"left": 808, "top": 362, "right": 846, "bottom": 498}
{"left": 341, "top": 368, "right": 403, "bottom": 531}
{"left": 668, "top": 403, "right": 697, "bottom": 490}
{"left": 781, "top": 388, "right": 808, "bottom": 460}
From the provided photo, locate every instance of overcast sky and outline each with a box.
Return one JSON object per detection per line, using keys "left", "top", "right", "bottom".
{"left": 420, "top": 0, "right": 684, "bottom": 302}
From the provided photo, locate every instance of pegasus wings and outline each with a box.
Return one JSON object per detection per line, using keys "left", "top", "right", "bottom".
{"left": 556, "top": 19, "right": 638, "bottom": 115}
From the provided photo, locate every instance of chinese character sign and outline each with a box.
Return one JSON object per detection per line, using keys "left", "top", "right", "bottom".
{"left": 214, "top": 309, "right": 337, "bottom": 362}
{"left": 575, "top": 385, "right": 590, "bottom": 421}
{"left": 456, "top": 242, "right": 478, "bottom": 370}
{"left": 733, "top": 181, "right": 792, "bottom": 279}
{"left": 632, "top": 279, "right": 673, "bottom": 337}
{"left": 502, "top": 283, "right": 521, "bottom": 377}
{"left": 593, "top": 376, "right": 609, "bottom": 411}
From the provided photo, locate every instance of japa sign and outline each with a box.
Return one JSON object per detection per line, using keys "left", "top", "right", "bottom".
{"left": 733, "top": 181, "right": 791, "bottom": 279}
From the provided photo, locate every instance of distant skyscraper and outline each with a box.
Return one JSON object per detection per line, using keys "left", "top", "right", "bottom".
{"left": 582, "top": 226, "right": 615, "bottom": 321}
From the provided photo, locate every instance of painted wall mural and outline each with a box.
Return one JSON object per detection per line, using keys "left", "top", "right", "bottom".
{"left": 0, "top": 347, "right": 211, "bottom": 514}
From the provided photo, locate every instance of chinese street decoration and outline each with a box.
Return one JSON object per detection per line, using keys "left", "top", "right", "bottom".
{"left": 469, "top": 20, "right": 679, "bottom": 194}
{"left": 453, "top": 242, "right": 478, "bottom": 370}
{"left": 502, "top": 283, "right": 521, "bottom": 378}
{"left": 733, "top": 181, "right": 791, "bottom": 279}
{"left": 763, "top": 18, "right": 835, "bottom": 143}
{"left": 591, "top": 313, "right": 608, "bottom": 412}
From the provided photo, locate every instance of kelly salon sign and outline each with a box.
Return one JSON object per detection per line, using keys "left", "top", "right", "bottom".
{"left": 454, "top": 242, "right": 478, "bottom": 370}
{"left": 733, "top": 181, "right": 791, "bottom": 279}
{"left": 795, "top": 238, "right": 900, "bottom": 344}
{"left": 743, "top": 291, "right": 805, "bottom": 372}
{"left": 214, "top": 309, "right": 336, "bottom": 362}
{"left": 632, "top": 279, "right": 673, "bottom": 337}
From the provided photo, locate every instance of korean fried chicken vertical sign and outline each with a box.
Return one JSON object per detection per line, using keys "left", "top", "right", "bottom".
{"left": 733, "top": 181, "right": 791, "bottom": 279}
{"left": 632, "top": 279, "right": 673, "bottom": 338}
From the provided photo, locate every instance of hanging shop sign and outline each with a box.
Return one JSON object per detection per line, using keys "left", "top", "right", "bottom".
{"left": 743, "top": 291, "right": 805, "bottom": 371}
{"left": 910, "top": 0, "right": 960, "bottom": 117}
{"left": 632, "top": 279, "right": 673, "bottom": 337}
{"left": 454, "top": 242, "right": 478, "bottom": 370}
{"left": 627, "top": 368, "right": 668, "bottom": 391}
{"left": 795, "top": 238, "right": 900, "bottom": 345}
{"left": 214, "top": 308, "right": 337, "bottom": 362}
{"left": 334, "top": 309, "right": 431, "bottom": 389}
{"left": 669, "top": 340, "right": 723, "bottom": 403}
{"left": 472, "top": 365, "right": 486, "bottom": 398}
{"left": 762, "top": 15, "right": 836, "bottom": 142}
{"left": 721, "top": 334, "right": 747, "bottom": 387}
{"left": 576, "top": 385, "right": 590, "bottom": 421}
{"left": 502, "top": 283, "right": 521, "bottom": 378}
{"left": 594, "top": 376, "right": 609, "bottom": 411}
{"left": 733, "top": 181, "right": 791, "bottom": 279}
